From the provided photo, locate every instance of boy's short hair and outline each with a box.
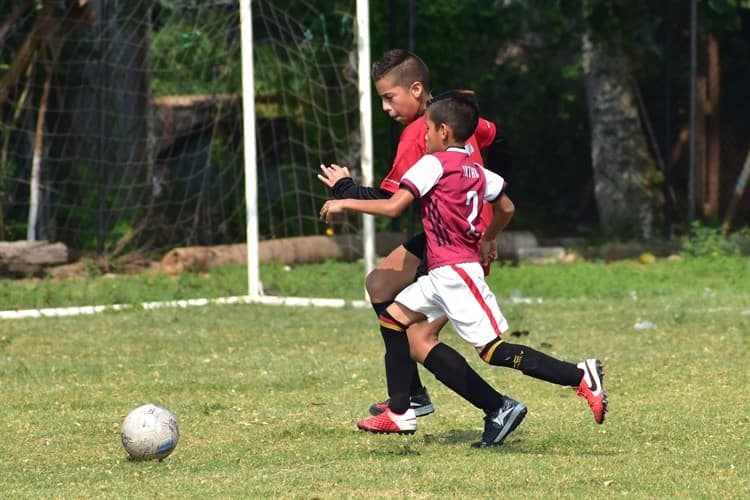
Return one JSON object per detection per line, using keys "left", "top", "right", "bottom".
{"left": 426, "top": 90, "right": 480, "bottom": 142}
{"left": 371, "top": 49, "right": 430, "bottom": 91}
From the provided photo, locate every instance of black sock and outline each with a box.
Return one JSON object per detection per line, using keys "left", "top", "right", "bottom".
{"left": 423, "top": 343, "right": 504, "bottom": 412}
{"left": 480, "top": 339, "right": 582, "bottom": 386}
{"left": 379, "top": 310, "right": 413, "bottom": 414}
{"left": 371, "top": 301, "right": 391, "bottom": 318}
{"left": 374, "top": 301, "right": 424, "bottom": 399}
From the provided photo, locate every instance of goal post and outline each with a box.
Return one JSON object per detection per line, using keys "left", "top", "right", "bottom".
{"left": 239, "top": 0, "right": 260, "bottom": 299}
{"left": 241, "top": 0, "right": 375, "bottom": 302}
{"left": 357, "top": 0, "right": 377, "bottom": 288}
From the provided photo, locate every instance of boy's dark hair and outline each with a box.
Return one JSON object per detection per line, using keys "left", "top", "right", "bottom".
{"left": 371, "top": 49, "right": 430, "bottom": 91}
{"left": 426, "top": 90, "right": 480, "bottom": 142}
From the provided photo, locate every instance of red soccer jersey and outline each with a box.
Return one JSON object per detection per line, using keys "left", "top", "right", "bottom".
{"left": 380, "top": 115, "right": 498, "bottom": 232}
{"left": 399, "top": 147, "right": 506, "bottom": 271}
{"left": 379, "top": 115, "right": 496, "bottom": 194}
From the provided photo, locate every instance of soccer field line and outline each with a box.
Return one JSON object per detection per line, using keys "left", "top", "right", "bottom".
{"left": 1, "top": 295, "right": 747, "bottom": 321}
{"left": 0, "top": 295, "right": 370, "bottom": 320}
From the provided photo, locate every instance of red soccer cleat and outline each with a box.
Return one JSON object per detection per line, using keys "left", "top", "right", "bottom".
{"left": 576, "top": 359, "right": 608, "bottom": 424}
{"left": 357, "top": 408, "right": 417, "bottom": 435}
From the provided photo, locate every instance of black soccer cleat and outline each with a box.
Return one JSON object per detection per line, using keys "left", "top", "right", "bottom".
{"left": 471, "top": 396, "right": 527, "bottom": 448}
{"left": 368, "top": 386, "right": 435, "bottom": 418}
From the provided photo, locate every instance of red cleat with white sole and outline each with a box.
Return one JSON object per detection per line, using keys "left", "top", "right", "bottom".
{"left": 576, "top": 359, "right": 608, "bottom": 424}
{"left": 357, "top": 408, "right": 417, "bottom": 434}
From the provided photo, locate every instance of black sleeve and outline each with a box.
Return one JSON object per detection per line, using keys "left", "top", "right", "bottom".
{"left": 485, "top": 127, "right": 512, "bottom": 178}
{"left": 331, "top": 177, "right": 392, "bottom": 200}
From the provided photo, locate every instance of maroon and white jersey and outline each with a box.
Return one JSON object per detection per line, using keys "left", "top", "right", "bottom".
{"left": 399, "top": 147, "right": 505, "bottom": 271}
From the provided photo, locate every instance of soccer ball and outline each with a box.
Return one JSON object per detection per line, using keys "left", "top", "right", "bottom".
{"left": 120, "top": 404, "right": 179, "bottom": 461}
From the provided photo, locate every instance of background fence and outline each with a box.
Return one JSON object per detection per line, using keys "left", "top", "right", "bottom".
{"left": 0, "top": 0, "right": 360, "bottom": 260}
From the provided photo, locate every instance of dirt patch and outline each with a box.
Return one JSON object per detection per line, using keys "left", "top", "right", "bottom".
{"left": 161, "top": 244, "right": 246, "bottom": 275}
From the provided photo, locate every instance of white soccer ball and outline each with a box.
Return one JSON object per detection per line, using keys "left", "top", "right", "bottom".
{"left": 120, "top": 404, "right": 179, "bottom": 461}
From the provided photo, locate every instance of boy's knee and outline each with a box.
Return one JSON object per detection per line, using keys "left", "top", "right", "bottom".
{"left": 364, "top": 269, "right": 379, "bottom": 294}
{"left": 366, "top": 269, "right": 398, "bottom": 303}
{"left": 408, "top": 335, "right": 437, "bottom": 364}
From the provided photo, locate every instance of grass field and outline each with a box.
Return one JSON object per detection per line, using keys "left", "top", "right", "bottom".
{"left": 1, "top": 258, "right": 748, "bottom": 497}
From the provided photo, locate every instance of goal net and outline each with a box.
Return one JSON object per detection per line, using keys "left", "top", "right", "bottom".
{"left": 0, "top": 0, "right": 372, "bottom": 312}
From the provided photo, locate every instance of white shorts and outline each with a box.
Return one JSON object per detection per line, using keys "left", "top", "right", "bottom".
{"left": 394, "top": 262, "right": 508, "bottom": 348}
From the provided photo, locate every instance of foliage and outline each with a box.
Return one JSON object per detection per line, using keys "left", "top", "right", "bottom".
{"left": 150, "top": 3, "right": 241, "bottom": 96}
{"left": 369, "top": 1, "right": 594, "bottom": 234}
{"left": 681, "top": 221, "right": 750, "bottom": 258}
{"left": 1, "top": 0, "right": 749, "bottom": 252}
{"left": 369, "top": 0, "right": 750, "bottom": 235}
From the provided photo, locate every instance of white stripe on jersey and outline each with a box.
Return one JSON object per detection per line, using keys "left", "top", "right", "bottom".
{"left": 483, "top": 168, "right": 505, "bottom": 202}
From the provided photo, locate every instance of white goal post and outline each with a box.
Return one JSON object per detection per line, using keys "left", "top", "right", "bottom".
{"left": 239, "top": 0, "right": 260, "bottom": 299}
{"left": 241, "top": 0, "right": 375, "bottom": 302}
{"left": 357, "top": 0, "right": 377, "bottom": 290}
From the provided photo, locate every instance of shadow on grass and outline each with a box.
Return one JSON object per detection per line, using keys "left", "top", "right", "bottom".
{"left": 418, "top": 429, "right": 619, "bottom": 456}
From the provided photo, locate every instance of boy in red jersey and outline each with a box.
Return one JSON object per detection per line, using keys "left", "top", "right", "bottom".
{"left": 320, "top": 92, "right": 607, "bottom": 446}
{"left": 318, "top": 50, "right": 512, "bottom": 422}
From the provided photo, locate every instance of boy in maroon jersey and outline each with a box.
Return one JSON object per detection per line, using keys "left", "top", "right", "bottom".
{"left": 320, "top": 92, "right": 607, "bottom": 446}
{"left": 318, "top": 49, "right": 512, "bottom": 423}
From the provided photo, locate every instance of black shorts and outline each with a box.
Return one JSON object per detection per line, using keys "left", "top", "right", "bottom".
{"left": 402, "top": 232, "right": 428, "bottom": 279}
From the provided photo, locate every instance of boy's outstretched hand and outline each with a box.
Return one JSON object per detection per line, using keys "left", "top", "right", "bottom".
{"left": 320, "top": 199, "right": 346, "bottom": 224}
{"left": 317, "top": 163, "right": 351, "bottom": 189}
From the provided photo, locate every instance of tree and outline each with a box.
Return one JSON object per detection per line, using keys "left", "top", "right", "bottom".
{"left": 0, "top": 1, "right": 95, "bottom": 240}
{"left": 582, "top": 30, "right": 661, "bottom": 238}
{"left": 579, "top": 1, "right": 663, "bottom": 238}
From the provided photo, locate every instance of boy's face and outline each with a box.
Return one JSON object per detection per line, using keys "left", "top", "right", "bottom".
{"left": 424, "top": 113, "right": 444, "bottom": 154}
{"left": 374, "top": 74, "right": 425, "bottom": 125}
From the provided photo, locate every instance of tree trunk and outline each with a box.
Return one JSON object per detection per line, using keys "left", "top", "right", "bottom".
{"left": 582, "top": 32, "right": 662, "bottom": 238}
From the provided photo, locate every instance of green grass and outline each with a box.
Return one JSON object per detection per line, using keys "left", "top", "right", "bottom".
{"left": 0, "top": 260, "right": 748, "bottom": 497}
{"left": 1, "top": 256, "right": 749, "bottom": 311}
{"left": 0, "top": 261, "right": 367, "bottom": 311}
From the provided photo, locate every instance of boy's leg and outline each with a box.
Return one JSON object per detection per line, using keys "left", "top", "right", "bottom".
{"left": 395, "top": 262, "right": 529, "bottom": 446}
{"left": 389, "top": 270, "right": 527, "bottom": 446}
{"left": 400, "top": 304, "right": 525, "bottom": 446}
{"left": 429, "top": 262, "right": 607, "bottom": 425}
{"left": 479, "top": 339, "right": 582, "bottom": 385}
{"left": 356, "top": 304, "right": 423, "bottom": 435}
{"left": 387, "top": 303, "right": 506, "bottom": 412}
{"left": 379, "top": 303, "right": 428, "bottom": 410}
{"left": 480, "top": 339, "right": 607, "bottom": 424}
{"left": 406, "top": 316, "right": 445, "bottom": 364}
{"left": 420, "top": 341, "right": 526, "bottom": 447}
{"left": 366, "top": 241, "right": 433, "bottom": 415}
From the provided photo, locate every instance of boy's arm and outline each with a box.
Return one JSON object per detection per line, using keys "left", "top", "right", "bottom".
{"left": 318, "top": 164, "right": 392, "bottom": 200}
{"left": 484, "top": 193, "right": 515, "bottom": 241}
{"left": 332, "top": 178, "right": 393, "bottom": 200}
{"left": 320, "top": 188, "right": 415, "bottom": 223}
{"left": 480, "top": 193, "right": 514, "bottom": 266}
